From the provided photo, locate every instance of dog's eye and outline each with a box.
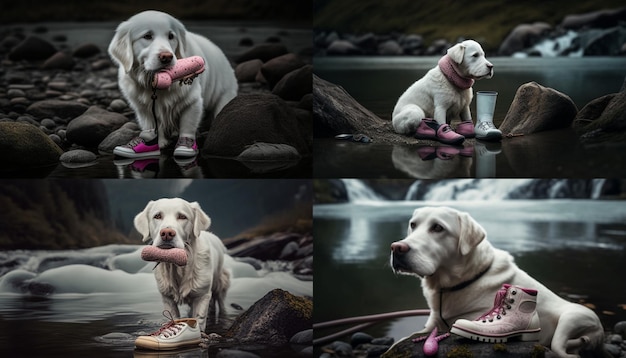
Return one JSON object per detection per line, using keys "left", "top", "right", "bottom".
{"left": 168, "top": 32, "right": 175, "bottom": 40}
{"left": 410, "top": 222, "right": 416, "bottom": 230}
{"left": 153, "top": 213, "right": 162, "bottom": 220}
{"left": 431, "top": 223, "right": 444, "bottom": 233}
{"left": 177, "top": 214, "right": 187, "bottom": 220}
{"left": 143, "top": 33, "right": 153, "bottom": 40}
{"left": 472, "top": 53, "right": 479, "bottom": 58}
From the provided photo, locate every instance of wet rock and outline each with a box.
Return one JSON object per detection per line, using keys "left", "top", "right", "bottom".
{"left": 40, "top": 118, "right": 56, "bottom": 129}
{"left": 72, "top": 43, "right": 100, "bottom": 58}
{"left": 604, "top": 343, "right": 620, "bottom": 357}
{"left": 0, "top": 121, "right": 63, "bottom": 170}
{"left": 42, "top": 51, "right": 75, "bottom": 70}
{"left": 583, "top": 27, "right": 626, "bottom": 56}
{"left": 573, "top": 90, "right": 626, "bottom": 143}
{"left": 372, "top": 337, "right": 394, "bottom": 346}
{"left": 237, "top": 143, "right": 300, "bottom": 161}
{"left": 377, "top": 39, "right": 403, "bottom": 55}
{"left": 272, "top": 64, "right": 312, "bottom": 101}
{"left": 216, "top": 349, "right": 260, "bottom": 358}
{"left": 60, "top": 149, "right": 97, "bottom": 164}
{"left": 327, "top": 40, "right": 362, "bottom": 55}
{"left": 235, "top": 59, "right": 263, "bottom": 82}
{"left": 26, "top": 99, "right": 88, "bottom": 119}
{"left": 498, "top": 22, "right": 552, "bottom": 56}
{"left": 351, "top": 332, "right": 373, "bottom": 346}
{"left": 354, "top": 33, "right": 378, "bottom": 54}
{"left": 326, "top": 341, "right": 353, "bottom": 356}
{"left": 500, "top": 81, "right": 578, "bottom": 136}
{"left": 91, "top": 58, "right": 111, "bottom": 70}
{"left": 235, "top": 43, "right": 288, "bottom": 63}
{"left": 313, "top": 75, "right": 413, "bottom": 144}
{"left": 424, "top": 39, "right": 450, "bottom": 56}
{"left": 66, "top": 106, "right": 128, "bottom": 147}
{"left": 225, "top": 289, "right": 312, "bottom": 346}
{"left": 615, "top": 321, "right": 626, "bottom": 337}
{"left": 204, "top": 93, "right": 311, "bottom": 157}
{"left": 290, "top": 329, "right": 313, "bottom": 345}
{"left": 8, "top": 36, "right": 57, "bottom": 61}
{"left": 562, "top": 7, "right": 626, "bottom": 30}
{"left": 260, "top": 53, "right": 305, "bottom": 89}
{"left": 401, "top": 34, "right": 424, "bottom": 55}
{"left": 108, "top": 98, "right": 128, "bottom": 112}
{"left": 7, "top": 89, "right": 25, "bottom": 98}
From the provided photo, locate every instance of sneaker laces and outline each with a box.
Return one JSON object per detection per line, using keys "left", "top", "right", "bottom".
{"left": 176, "top": 137, "right": 196, "bottom": 148}
{"left": 477, "top": 121, "right": 497, "bottom": 131}
{"left": 477, "top": 286, "right": 514, "bottom": 322}
{"left": 150, "top": 311, "right": 185, "bottom": 338}
{"left": 125, "top": 137, "right": 146, "bottom": 148}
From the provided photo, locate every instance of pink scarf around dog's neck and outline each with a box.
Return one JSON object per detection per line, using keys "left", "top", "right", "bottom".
{"left": 438, "top": 55, "right": 474, "bottom": 90}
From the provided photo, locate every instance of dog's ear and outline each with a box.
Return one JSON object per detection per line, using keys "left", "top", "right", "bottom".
{"left": 134, "top": 201, "right": 155, "bottom": 242}
{"left": 190, "top": 201, "right": 211, "bottom": 238}
{"left": 457, "top": 211, "right": 486, "bottom": 255}
{"left": 172, "top": 18, "right": 187, "bottom": 58}
{"left": 108, "top": 21, "right": 134, "bottom": 73}
{"left": 447, "top": 43, "right": 466, "bottom": 64}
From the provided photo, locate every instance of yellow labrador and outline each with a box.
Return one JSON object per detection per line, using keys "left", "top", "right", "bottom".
{"left": 135, "top": 198, "right": 230, "bottom": 330}
{"left": 390, "top": 206, "right": 604, "bottom": 357}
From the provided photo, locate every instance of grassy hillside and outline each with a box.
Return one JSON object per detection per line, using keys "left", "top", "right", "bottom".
{"left": 0, "top": 0, "right": 312, "bottom": 23}
{"left": 314, "top": 0, "right": 625, "bottom": 52}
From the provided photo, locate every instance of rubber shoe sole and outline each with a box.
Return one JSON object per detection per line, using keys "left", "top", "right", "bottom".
{"left": 450, "top": 326, "right": 540, "bottom": 343}
{"left": 134, "top": 336, "right": 201, "bottom": 350}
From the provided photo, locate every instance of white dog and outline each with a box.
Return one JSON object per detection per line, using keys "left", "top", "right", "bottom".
{"left": 390, "top": 206, "right": 604, "bottom": 357}
{"left": 392, "top": 40, "right": 493, "bottom": 134}
{"left": 108, "top": 10, "right": 237, "bottom": 157}
{"left": 134, "top": 198, "right": 230, "bottom": 330}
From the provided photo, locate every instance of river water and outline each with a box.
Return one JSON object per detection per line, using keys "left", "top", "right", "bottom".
{"left": 314, "top": 57, "right": 626, "bottom": 178}
{"left": 313, "top": 197, "right": 626, "bottom": 344}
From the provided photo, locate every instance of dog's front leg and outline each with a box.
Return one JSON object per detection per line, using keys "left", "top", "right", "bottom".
{"left": 178, "top": 100, "right": 203, "bottom": 140}
{"left": 162, "top": 296, "right": 180, "bottom": 318}
{"left": 433, "top": 104, "right": 448, "bottom": 125}
{"left": 460, "top": 105, "right": 472, "bottom": 122}
{"left": 191, "top": 293, "right": 212, "bottom": 331}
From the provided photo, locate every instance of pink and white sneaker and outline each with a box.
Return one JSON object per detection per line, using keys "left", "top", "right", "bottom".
{"left": 173, "top": 137, "right": 198, "bottom": 157}
{"left": 135, "top": 317, "right": 201, "bottom": 350}
{"left": 451, "top": 284, "right": 541, "bottom": 343}
{"left": 415, "top": 118, "right": 465, "bottom": 145}
{"left": 455, "top": 120, "right": 476, "bottom": 138}
{"left": 113, "top": 136, "right": 160, "bottom": 158}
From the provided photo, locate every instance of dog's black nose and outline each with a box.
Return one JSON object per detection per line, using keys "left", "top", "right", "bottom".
{"left": 159, "top": 51, "right": 173, "bottom": 64}
{"left": 160, "top": 228, "right": 176, "bottom": 241}
{"left": 391, "top": 241, "right": 410, "bottom": 254}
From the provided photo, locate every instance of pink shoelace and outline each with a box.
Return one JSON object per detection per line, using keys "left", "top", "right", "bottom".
{"left": 150, "top": 311, "right": 184, "bottom": 338}
{"left": 477, "top": 285, "right": 513, "bottom": 322}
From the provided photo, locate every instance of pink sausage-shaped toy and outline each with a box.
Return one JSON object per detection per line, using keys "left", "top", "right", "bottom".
{"left": 141, "top": 246, "right": 187, "bottom": 266}
{"left": 152, "top": 56, "right": 205, "bottom": 89}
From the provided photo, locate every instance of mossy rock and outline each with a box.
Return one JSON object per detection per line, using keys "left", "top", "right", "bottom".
{"left": 0, "top": 122, "right": 62, "bottom": 172}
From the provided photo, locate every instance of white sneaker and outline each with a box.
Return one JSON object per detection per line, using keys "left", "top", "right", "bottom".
{"left": 475, "top": 121, "right": 502, "bottom": 141}
{"left": 135, "top": 318, "right": 201, "bottom": 350}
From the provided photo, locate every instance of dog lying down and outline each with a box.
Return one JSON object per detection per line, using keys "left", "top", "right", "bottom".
{"left": 390, "top": 206, "right": 604, "bottom": 357}
{"left": 135, "top": 198, "right": 230, "bottom": 331}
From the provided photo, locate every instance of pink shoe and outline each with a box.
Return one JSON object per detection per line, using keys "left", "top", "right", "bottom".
{"left": 113, "top": 137, "right": 160, "bottom": 158}
{"left": 152, "top": 56, "right": 206, "bottom": 89}
{"left": 450, "top": 284, "right": 541, "bottom": 343}
{"left": 455, "top": 121, "right": 476, "bottom": 138}
{"left": 173, "top": 137, "right": 198, "bottom": 157}
{"left": 415, "top": 118, "right": 465, "bottom": 145}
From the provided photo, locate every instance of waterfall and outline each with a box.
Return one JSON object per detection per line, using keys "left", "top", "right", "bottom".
{"left": 341, "top": 179, "right": 382, "bottom": 202}
{"left": 591, "top": 179, "right": 606, "bottom": 199}
{"left": 404, "top": 181, "right": 420, "bottom": 201}
{"left": 421, "top": 179, "right": 535, "bottom": 201}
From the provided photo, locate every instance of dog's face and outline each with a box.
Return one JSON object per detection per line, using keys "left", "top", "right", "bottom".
{"left": 134, "top": 198, "right": 210, "bottom": 250}
{"left": 390, "top": 207, "right": 486, "bottom": 277}
{"left": 447, "top": 40, "right": 493, "bottom": 79}
{"left": 108, "top": 10, "right": 187, "bottom": 74}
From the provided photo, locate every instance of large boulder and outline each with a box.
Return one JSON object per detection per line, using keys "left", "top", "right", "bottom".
{"left": 8, "top": 36, "right": 57, "bottom": 61}
{"left": 260, "top": 53, "right": 305, "bottom": 89}
{"left": 573, "top": 90, "right": 626, "bottom": 143}
{"left": 203, "top": 94, "right": 311, "bottom": 157}
{"left": 225, "top": 289, "right": 312, "bottom": 346}
{"left": 499, "top": 82, "right": 578, "bottom": 136}
{"left": 0, "top": 122, "right": 63, "bottom": 171}
{"left": 561, "top": 7, "right": 626, "bottom": 30}
{"left": 313, "top": 75, "right": 416, "bottom": 144}
{"left": 66, "top": 106, "right": 129, "bottom": 147}
{"left": 498, "top": 22, "right": 552, "bottom": 56}
{"left": 583, "top": 27, "right": 626, "bottom": 56}
{"left": 272, "top": 65, "right": 312, "bottom": 101}
{"left": 26, "top": 100, "right": 89, "bottom": 119}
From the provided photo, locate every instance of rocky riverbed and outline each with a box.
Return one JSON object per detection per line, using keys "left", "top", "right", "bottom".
{"left": 0, "top": 23, "right": 312, "bottom": 177}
